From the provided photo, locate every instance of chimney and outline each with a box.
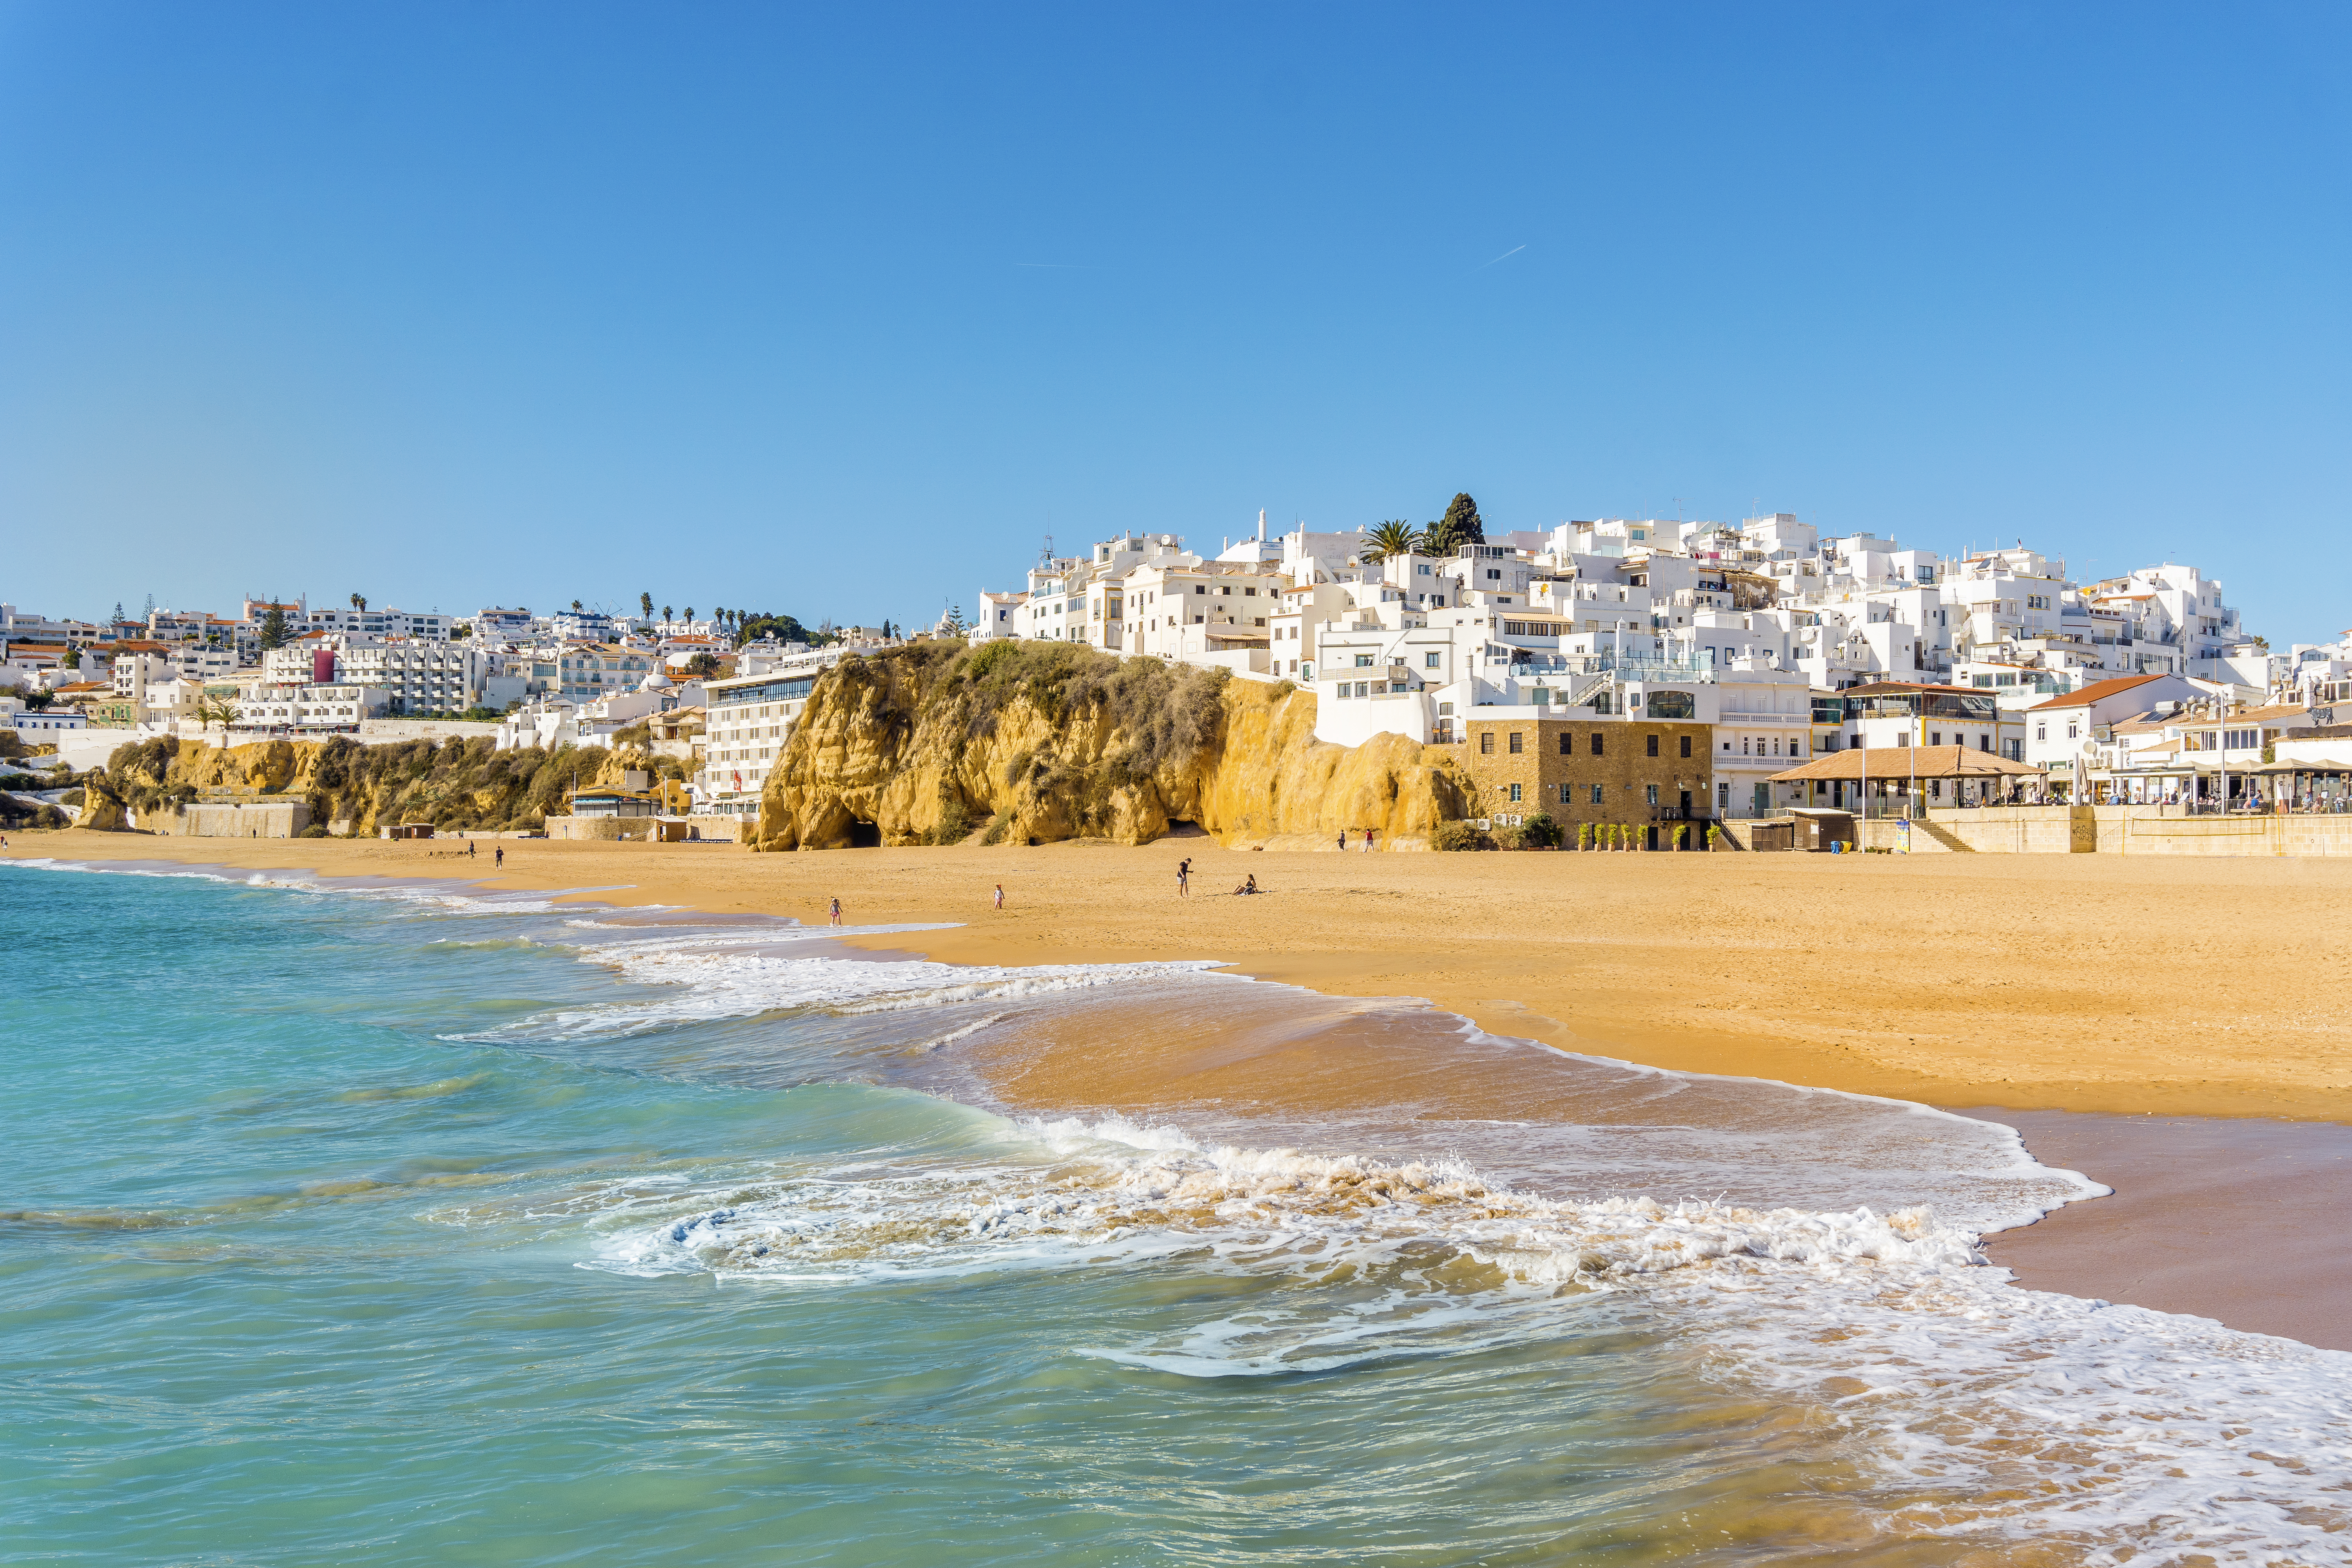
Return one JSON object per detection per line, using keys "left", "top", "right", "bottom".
{"left": 1257, "top": 509, "right": 1266, "bottom": 542}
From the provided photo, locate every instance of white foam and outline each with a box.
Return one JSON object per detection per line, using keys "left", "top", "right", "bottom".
{"left": 462, "top": 929, "right": 1229, "bottom": 1040}
{"left": 544, "top": 1107, "right": 2350, "bottom": 1563}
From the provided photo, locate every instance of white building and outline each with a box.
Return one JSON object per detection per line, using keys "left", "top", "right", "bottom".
{"left": 694, "top": 647, "right": 855, "bottom": 817}
{"left": 303, "top": 604, "right": 455, "bottom": 642}
{"left": 229, "top": 683, "right": 390, "bottom": 736}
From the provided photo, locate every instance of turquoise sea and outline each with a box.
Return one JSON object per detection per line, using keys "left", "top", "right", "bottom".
{"left": 5, "top": 860, "right": 2347, "bottom": 1566}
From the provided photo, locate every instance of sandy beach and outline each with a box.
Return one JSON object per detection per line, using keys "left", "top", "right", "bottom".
{"left": 16, "top": 827, "right": 2352, "bottom": 1345}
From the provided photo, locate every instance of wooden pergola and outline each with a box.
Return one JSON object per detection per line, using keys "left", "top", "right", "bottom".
{"left": 1767, "top": 744, "right": 2049, "bottom": 812}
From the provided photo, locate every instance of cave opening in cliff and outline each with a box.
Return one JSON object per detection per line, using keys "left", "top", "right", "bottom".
{"left": 848, "top": 820, "right": 881, "bottom": 848}
{"left": 1164, "top": 820, "right": 1208, "bottom": 838}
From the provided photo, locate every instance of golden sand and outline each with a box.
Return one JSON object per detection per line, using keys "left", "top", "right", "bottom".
{"left": 20, "top": 826, "right": 2350, "bottom": 1123}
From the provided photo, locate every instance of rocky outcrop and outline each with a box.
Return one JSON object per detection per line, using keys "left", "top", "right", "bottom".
{"left": 754, "top": 644, "right": 1470, "bottom": 851}
{"left": 82, "top": 735, "right": 677, "bottom": 836}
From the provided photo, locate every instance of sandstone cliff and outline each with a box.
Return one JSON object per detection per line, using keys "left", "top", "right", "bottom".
{"left": 754, "top": 643, "right": 1470, "bottom": 851}
{"left": 79, "top": 735, "right": 677, "bottom": 836}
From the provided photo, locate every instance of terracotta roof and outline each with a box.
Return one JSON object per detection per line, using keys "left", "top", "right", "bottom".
{"left": 2025, "top": 674, "right": 2163, "bottom": 711}
{"left": 1766, "top": 745, "right": 2044, "bottom": 783}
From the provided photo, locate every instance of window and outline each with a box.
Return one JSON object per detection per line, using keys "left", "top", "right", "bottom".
{"left": 1590, "top": 784, "right": 1604, "bottom": 804}
{"left": 1679, "top": 735, "right": 1692, "bottom": 758}
{"left": 1929, "top": 732, "right": 1942, "bottom": 746}
{"left": 2067, "top": 722, "right": 2079, "bottom": 739}
{"left": 1425, "top": 652, "right": 1441, "bottom": 669}
{"left": 1507, "top": 732, "right": 1523, "bottom": 754}
{"left": 1508, "top": 782, "right": 1522, "bottom": 803}
{"left": 2036, "top": 723, "right": 2047, "bottom": 742}
{"left": 1194, "top": 585, "right": 1205, "bottom": 595}
{"left": 1355, "top": 654, "right": 1374, "bottom": 667}
{"left": 1486, "top": 569, "right": 1501, "bottom": 580}
{"left": 1558, "top": 783, "right": 1572, "bottom": 803}
{"left": 1590, "top": 733, "right": 1604, "bottom": 756}
{"left": 1645, "top": 734, "right": 1659, "bottom": 757}
{"left": 1244, "top": 586, "right": 1257, "bottom": 596}
{"left": 1558, "top": 733, "right": 1572, "bottom": 755}
{"left": 1220, "top": 586, "right": 1232, "bottom": 595}
{"left": 1479, "top": 732, "right": 1493, "bottom": 755}
{"left": 1646, "top": 785, "right": 1659, "bottom": 806}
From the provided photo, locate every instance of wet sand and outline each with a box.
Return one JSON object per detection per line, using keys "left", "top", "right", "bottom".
{"left": 15, "top": 828, "right": 2352, "bottom": 1347}
{"left": 1961, "top": 1108, "right": 2352, "bottom": 1351}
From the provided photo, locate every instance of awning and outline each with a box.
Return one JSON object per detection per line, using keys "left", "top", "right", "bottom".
{"left": 1766, "top": 745, "right": 2045, "bottom": 784}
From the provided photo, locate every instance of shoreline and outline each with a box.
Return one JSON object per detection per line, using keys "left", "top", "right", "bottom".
{"left": 19, "top": 829, "right": 2347, "bottom": 1123}
{"left": 13, "top": 828, "right": 2352, "bottom": 1349}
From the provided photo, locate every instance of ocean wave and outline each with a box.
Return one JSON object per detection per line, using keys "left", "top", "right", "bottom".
{"left": 566, "top": 1107, "right": 2351, "bottom": 1565}
{"left": 456, "top": 937, "right": 1229, "bottom": 1041}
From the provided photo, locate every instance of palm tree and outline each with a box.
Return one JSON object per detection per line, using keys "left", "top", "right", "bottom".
{"left": 662, "top": 605, "right": 673, "bottom": 625}
{"left": 571, "top": 599, "right": 583, "bottom": 613}
{"left": 1362, "top": 520, "right": 1421, "bottom": 563}
{"left": 682, "top": 606, "right": 694, "bottom": 623}
{"left": 350, "top": 593, "right": 368, "bottom": 612}
{"left": 640, "top": 591, "right": 654, "bottom": 620}
{"left": 194, "top": 694, "right": 241, "bottom": 736}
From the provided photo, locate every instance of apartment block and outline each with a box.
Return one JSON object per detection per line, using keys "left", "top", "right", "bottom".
{"left": 1460, "top": 715, "right": 1715, "bottom": 848}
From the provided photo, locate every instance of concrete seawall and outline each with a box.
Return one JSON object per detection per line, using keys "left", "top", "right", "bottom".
{"left": 1853, "top": 805, "right": 2352, "bottom": 856}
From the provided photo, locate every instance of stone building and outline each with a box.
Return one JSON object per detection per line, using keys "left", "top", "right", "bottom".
{"left": 1460, "top": 715, "right": 1716, "bottom": 849}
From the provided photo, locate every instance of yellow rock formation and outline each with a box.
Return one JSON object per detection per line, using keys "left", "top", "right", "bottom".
{"left": 755, "top": 653, "right": 1470, "bottom": 851}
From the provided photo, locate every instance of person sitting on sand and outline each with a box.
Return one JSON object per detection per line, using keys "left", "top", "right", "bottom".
{"left": 1232, "top": 873, "right": 1259, "bottom": 896}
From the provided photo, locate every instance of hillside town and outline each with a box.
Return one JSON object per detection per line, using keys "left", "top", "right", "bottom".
{"left": 7, "top": 497, "right": 2352, "bottom": 838}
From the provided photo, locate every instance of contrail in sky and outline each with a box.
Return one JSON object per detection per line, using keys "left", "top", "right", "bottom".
{"left": 1473, "top": 244, "right": 1526, "bottom": 270}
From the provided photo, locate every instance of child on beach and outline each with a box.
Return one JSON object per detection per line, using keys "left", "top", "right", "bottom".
{"left": 993, "top": 884, "right": 1004, "bottom": 910}
{"left": 829, "top": 897, "right": 842, "bottom": 926}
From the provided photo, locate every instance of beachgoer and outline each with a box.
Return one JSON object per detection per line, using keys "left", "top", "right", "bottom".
{"left": 829, "top": 897, "right": 842, "bottom": 927}
{"left": 468, "top": 841, "right": 476, "bottom": 858}
{"left": 993, "top": 883, "right": 1004, "bottom": 910}
{"left": 494, "top": 845, "right": 503, "bottom": 867}
{"left": 1336, "top": 832, "right": 1345, "bottom": 852}
{"left": 1363, "top": 828, "right": 1374, "bottom": 853}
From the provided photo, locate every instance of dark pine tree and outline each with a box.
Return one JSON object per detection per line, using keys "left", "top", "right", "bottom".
{"left": 1432, "top": 492, "right": 1485, "bottom": 551}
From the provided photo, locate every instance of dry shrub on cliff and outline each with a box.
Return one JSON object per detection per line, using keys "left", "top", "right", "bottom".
{"left": 933, "top": 641, "right": 1228, "bottom": 783}
{"left": 90, "top": 734, "right": 685, "bottom": 836}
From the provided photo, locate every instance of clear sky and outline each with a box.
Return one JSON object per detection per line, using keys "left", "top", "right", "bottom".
{"left": 2, "top": 3, "right": 2346, "bottom": 642}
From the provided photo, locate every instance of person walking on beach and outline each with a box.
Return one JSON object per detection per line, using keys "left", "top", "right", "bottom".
{"left": 1177, "top": 860, "right": 1190, "bottom": 898}
{"left": 829, "top": 897, "right": 842, "bottom": 927}
{"left": 494, "top": 845, "right": 503, "bottom": 868}
{"left": 993, "top": 883, "right": 1004, "bottom": 910}
{"left": 1336, "top": 831, "right": 1345, "bottom": 852}
{"left": 468, "top": 841, "right": 475, "bottom": 859}
{"left": 1362, "top": 828, "right": 1375, "bottom": 853}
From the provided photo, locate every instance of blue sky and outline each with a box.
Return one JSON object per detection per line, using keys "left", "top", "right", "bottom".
{"left": 2, "top": 3, "right": 2347, "bottom": 641}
